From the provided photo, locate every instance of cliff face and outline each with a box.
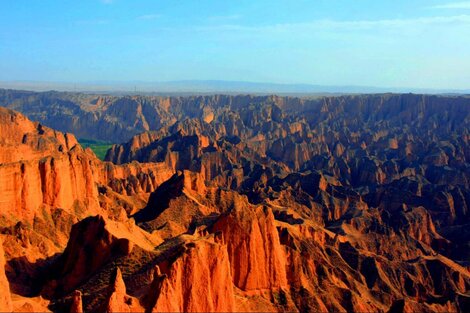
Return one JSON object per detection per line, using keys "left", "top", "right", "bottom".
{"left": 0, "top": 106, "right": 78, "bottom": 163}
{"left": 0, "top": 107, "right": 93, "bottom": 221}
{"left": 0, "top": 108, "right": 175, "bottom": 311}
{"left": 0, "top": 93, "right": 470, "bottom": 312}
{"left": 212, "top": 205, "right": 288, "bottom": 291}
{"left": 149, "top": 237, "right": 235, "bottom": 312}
{"left": 0, "top": 108, "right": 174, "bottom": 222}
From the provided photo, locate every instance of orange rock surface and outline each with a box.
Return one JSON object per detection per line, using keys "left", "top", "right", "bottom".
{"left": 0, "top": 92, "right": 469, "bottom": 312}
{"left": 0, "top": 237, "right": 13, "bottom": 312}
{"left": 149, "top": 237, "right": 235, "bottom": 312}
{"left": 213, "top": 205, "right": 288, "bottom": 291}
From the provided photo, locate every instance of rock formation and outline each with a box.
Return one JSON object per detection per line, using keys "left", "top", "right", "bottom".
{"left": 0, "top": 91, "right": 469, "bottom": 312}
{"left": 69, "top": 290, "right": 82, "bottom": 313}
{"left": 148, "top": 237, "right": 235, "bottom": 312}
{"left": 0, "top": 237, "right": 13, "bottom": 312}
{"left": 104, "top": 267, "right": 141, "bottom": 313}
{"left": 212, "top": 205, "right": 288, "bottom": 291}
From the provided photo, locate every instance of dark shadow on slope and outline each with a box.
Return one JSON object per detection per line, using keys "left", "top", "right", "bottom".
{"left": 132, "top": 172, "right": 184, "bottom": 224}
{"left": 6, "top": 253, "right": 61, "bottom": 297}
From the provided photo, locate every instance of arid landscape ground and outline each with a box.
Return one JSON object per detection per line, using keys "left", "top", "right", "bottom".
{"left": 0, "top": 90, "right": 469, "bottom": 312}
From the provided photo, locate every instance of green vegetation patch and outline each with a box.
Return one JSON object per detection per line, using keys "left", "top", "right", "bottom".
{"left": 78, "top": 139, "right": 113, "bottom": 160}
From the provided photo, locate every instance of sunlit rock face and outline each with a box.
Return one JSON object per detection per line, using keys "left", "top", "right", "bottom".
{"left": 0, "top": 238, "right": 13, "bottom": 312}
{"left": 0, "top": 92, "right": 469, "bottom": 312}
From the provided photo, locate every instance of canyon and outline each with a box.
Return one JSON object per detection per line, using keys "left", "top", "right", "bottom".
{"left": 0, "top": 90, "right": 469, "bottom": 312}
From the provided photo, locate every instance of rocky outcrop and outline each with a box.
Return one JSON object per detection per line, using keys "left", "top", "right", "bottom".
{"left": 148, "top": 237, "right": 235, "bottom": 312}
{"left": 0, "top": 108, "right": 174, "bottom": 224}
{"left": 96, "top": 161, "right": 174, "bottom": 197}
{"left": 212, "top": 204, "right": 288, "bottom": 291}
{"left": 0, "top": 237, "right": 12, "bottom": 312}
{"left": 104, "top": 268, "right": 141, "bottom": 313}
{"left": 0, "top": 108, "right": 173, "bottom": 311}
{"left": 0, "top": 107, "right": 173, "bottom": 261}
{"left": 0, "top": 106, "right": 78, "bottom": 163}
{"left": 69, "top": 290, "right": 82, "bottom": 313}
{"left": 0, "top": 107, "right": 98, "bottom": 222}
{"left": 49, "top": 215, "right": 158, "bottom": 295}
{"left": 53, "top": 230, "right": 235, "bottom": 312}
{"left": 52, "top": 216, "right": 133, "bottom": 294}
{"left": 275, "top": 216, "right": 470, "bottom": 313}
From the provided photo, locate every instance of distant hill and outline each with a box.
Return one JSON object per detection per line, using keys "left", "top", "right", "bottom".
{"left": 1, "top": 89, "right": 469, "bottom": 143}
{"left": 1, "top": 80, "right": 469, "bottom": 95}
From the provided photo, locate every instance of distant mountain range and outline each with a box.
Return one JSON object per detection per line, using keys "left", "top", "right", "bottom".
{"left": 1, "top": 80, "right": 469, "bottom": 95}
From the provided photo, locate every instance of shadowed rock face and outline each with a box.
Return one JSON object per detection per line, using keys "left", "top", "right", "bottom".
{"left": 51, "top": 215, "right": 134, "bottom": 295}
{"left": 0, "top": 92, "right": 469, "bottom": 312}
{"left": 105, "top": 93, "right": 470, "bottom": 259}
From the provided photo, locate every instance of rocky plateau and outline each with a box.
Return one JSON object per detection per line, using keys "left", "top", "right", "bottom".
{"left": 0, "top": 89, "right": 469, "bottom": 312}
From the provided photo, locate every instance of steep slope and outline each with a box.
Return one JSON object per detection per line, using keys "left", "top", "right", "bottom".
{"left": 147, "top": 237, "right": 235, "bottom": 312}
{"left": 212, "top": 205, "right": 288, "bottom": 291}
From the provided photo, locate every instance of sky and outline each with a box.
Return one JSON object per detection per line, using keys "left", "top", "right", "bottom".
{"left": 1, "top": 0, "right": 470, "bottom": 90}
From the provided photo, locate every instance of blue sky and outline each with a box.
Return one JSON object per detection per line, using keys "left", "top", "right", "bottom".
{"left": 1, "top": 0, "right": 470, "bottom": 89}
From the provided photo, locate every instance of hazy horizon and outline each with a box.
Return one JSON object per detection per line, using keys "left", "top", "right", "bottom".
{"left": 1, "top": 0, "right": 470, "bottom": 90}
{"left": 1, "top": 79, "right": 470, "bottom": 95}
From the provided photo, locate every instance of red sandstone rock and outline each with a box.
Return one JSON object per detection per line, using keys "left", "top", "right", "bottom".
{"left": 212, "top": 204, "right": 288, "bottom": 291}
{"left": 69, "top": 290, "right": 83, "bottom": 313}
{"left": 149, "top": 237, "right": 235, "bottom": 312}
{"left": 105, "top": 268, "right": 140, "bottom": 313}
{"left": 0, "top": 237, "right": 12, "bottom": 312}
{"left": 0, "top": 93, "right": 470, "bottom": 313}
